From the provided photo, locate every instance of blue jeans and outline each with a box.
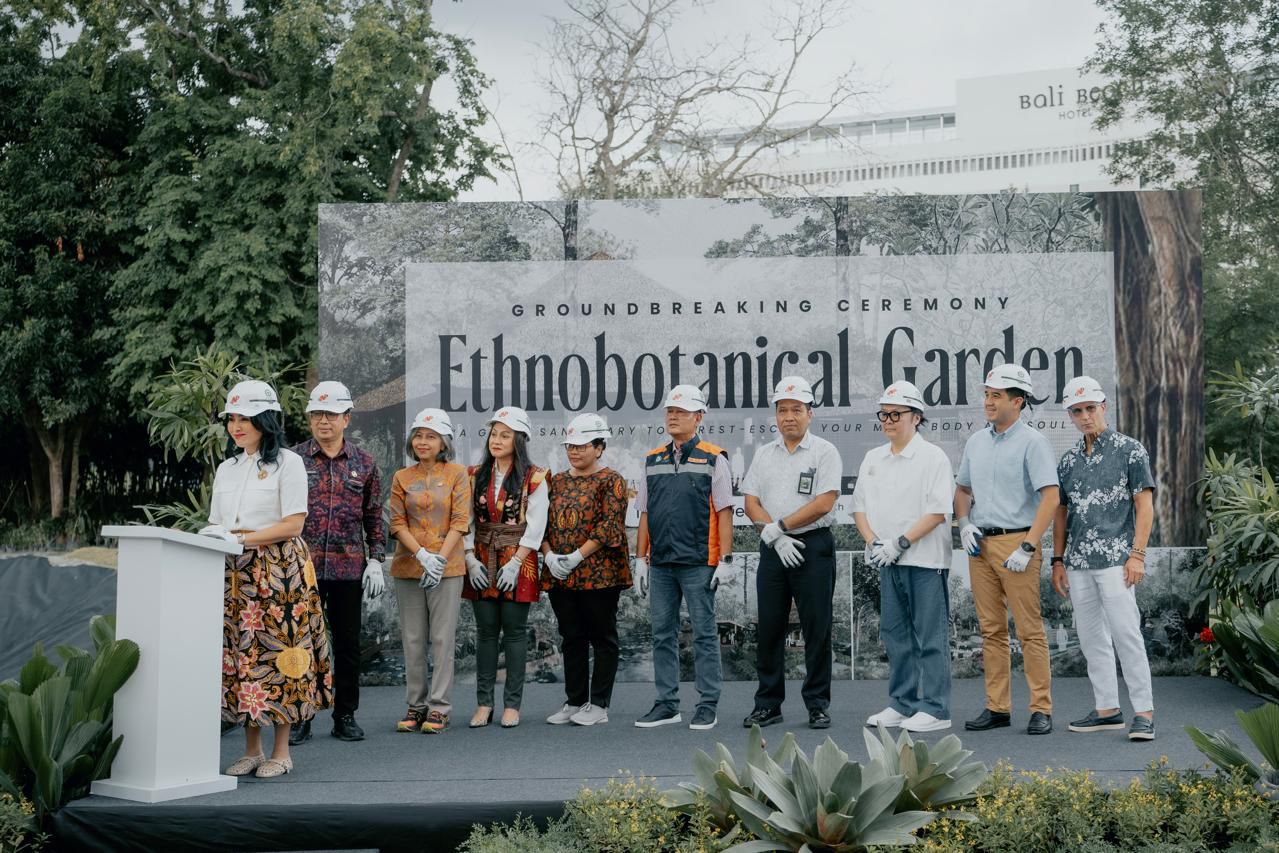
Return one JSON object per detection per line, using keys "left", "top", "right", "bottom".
{"left": 649, "top": 564, "right": 721, "bottom": 711}
{"left": 880, "top": 565, "right": 951, "bottom": 720}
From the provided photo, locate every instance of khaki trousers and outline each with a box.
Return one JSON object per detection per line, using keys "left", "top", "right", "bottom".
{"left": 969, "top": 533, "right": 1052, "bottom": 714}
{"left": 395, "top": 575, "right": 462, "bottom": 715}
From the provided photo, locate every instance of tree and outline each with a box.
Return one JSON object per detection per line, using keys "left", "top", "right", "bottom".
{"left": 540, "top": 0, "right": 868, "bottom": 199}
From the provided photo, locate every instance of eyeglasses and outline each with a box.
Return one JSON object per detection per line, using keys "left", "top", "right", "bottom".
{"left": 875, "top": 410, "right": 906, "bottom": 423}
{"left": 308, "top": 411, "right": 345, "bottom": 421}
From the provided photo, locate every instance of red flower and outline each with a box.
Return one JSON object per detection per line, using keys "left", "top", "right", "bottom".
{"left": 1199, "top": 627, "right": 1215, "bottom": 643}
{"left": 222, "top": 651, "right": 236, "bottom": 676}
{"left": 237, "top": 681, "right": 269, "bottom": 720}
{"left": 239, "top": 600, "right": 265, "bottom": 632}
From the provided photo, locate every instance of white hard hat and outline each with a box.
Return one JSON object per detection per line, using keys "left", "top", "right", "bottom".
{"left": 490, "top": 406, "right": 532, "bottom": 436}
{"left": 409, "top": 408, "right": 453, "bottom": 438}
{"left": 878, "top": 380, "right": 926, "bottom": 411}
{"left": 771, "top": 375, "right": 814, "bottom": 405}
{"left": 220, "top": 379, "right": 282, "bottom": 417}
{"left": 306, "top": 380, "right": 354, "bottom": 413}
{"left": 663, "top": 384, "right": 707, "bottom": 412}
{"left": 563, "top": 413, "right": 611, "bottom": 446}
{"left": 1062, "top": 376, "right": 1106, "bottom": 410}
{"left": 984, "top": 363, "right": 1034, "bottom": 394}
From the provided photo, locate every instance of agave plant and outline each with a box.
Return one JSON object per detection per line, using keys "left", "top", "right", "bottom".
{"left": 1187, "top": 702, "right": 1279, "bottom": 799}
{"left": 861, "top": 724, "right": 989, "bottom": 815}
{"left": 662, "top": 723, "right": 798, "bottom": 840}
{"left": 724, "top": 736, "right": 935, "bottom": 852}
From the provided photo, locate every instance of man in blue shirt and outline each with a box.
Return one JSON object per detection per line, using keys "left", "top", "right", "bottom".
{"left": 955, "top": 363, "right": 1059, "bottom": 735}
{"left": 1051, "top": 376, "right": 1156, "bottom": 741}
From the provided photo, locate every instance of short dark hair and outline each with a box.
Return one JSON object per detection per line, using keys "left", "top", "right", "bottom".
{"left": 911, "top": 408, "right": 927, "bottom": 426}
{"left": 1006, "top": 388, "right": 1032, "bottom": 411}
{"left": 591, "top": 437, "right": 607, "bottom": 451}
{"left": 405, "top": 429, "right": 455, "bottom": 463}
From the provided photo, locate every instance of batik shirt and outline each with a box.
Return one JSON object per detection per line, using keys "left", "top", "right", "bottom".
{"left": 542, "top": 468, "right": 632, "bottom": 591}
{"left": 1057, "top": 429, "right": 1155, "bottom": 571}
{"left": 291, "top": 438, "right": 385, "bottom": 581}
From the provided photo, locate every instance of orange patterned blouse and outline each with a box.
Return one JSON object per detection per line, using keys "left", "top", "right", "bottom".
{"left": 542, "top": 468, "right": 632, "bottom": 591}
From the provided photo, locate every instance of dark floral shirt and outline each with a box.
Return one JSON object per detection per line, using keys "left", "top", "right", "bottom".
{"left": 542, "top": 468, "right": 632, "bottom": 591}
{"left": 1057, "top": 430, "right": 1155, "bottom": 571}
{"left": 291, "top": 438, "right": 385, "bottom": 581}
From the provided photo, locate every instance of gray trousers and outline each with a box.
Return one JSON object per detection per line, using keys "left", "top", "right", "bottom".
{"left": 880, "top": 565, "right": 951, "bottom": 720}
{"left": 395, "top": 575, "right": 463, "bottom": 716}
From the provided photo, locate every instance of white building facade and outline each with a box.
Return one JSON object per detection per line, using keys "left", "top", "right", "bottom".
{"left": 735, "top": 67, "right": 1156, "bottom": 195}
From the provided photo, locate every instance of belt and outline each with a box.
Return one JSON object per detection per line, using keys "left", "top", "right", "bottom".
{"left": 788, "top": 527, "right": 833, "bottom": 538}
{"left": 979, "top": 526, "right": 1030, "bottom": 536}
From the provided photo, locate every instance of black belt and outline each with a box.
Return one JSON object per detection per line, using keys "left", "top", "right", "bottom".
{"left": 979, "top": 526, "right": 1030, "bottom": 536}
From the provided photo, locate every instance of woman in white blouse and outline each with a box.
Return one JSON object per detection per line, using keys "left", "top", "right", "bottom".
{"left": 201, "top": 379, "right": 333, "bottom": 778}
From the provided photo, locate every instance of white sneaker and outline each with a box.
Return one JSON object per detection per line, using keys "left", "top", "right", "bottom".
{"left": 570, "top": 703, "right": 609, "bottom": 726}
{"left": 546, "top": 703, "right": 579, "bottom": 725}
{"left": 865, "top": 707, "right": 908, "bottom": 728}
{"left": 901, "top": 712, "right": 952, "bottom": 733}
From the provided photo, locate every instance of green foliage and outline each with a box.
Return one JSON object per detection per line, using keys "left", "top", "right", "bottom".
{"left": 860, "top": 725, "right": 987, "bottom": 815}
{"left": 0, "top": 616, "right": 139, "bottom": 821}
{"left": 915, "top": 762, "right": 1279, "bottom": 852}
{"left": 137, "top": 346, "right": 307, "bottom": 530}
{"left": 1210, "top": 600, "right": 1279, "bottom": 705}
{"left": 457, "top": 814, "right": 577, "bottom": 853}
{"left": 0, "top": 793, "right": 46, "bottom": 853}
{"left": 1197, "top": 449, "right": 1279, "bottom": 612}
{"left": 1186, "top": 702, "right": 1279, "bottom": 788}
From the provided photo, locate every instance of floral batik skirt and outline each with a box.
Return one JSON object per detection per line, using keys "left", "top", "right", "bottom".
{"left": 221, "top": 536, "right": 333, "bottom": 725}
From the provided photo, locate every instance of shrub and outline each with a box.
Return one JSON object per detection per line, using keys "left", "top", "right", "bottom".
{"left": 0, "top": 793, "right": 46, "bottom": 853}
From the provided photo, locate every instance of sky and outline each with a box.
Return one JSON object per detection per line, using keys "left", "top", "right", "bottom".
{"left": 430, "top": 0, "right": 1111, "bottom": 202}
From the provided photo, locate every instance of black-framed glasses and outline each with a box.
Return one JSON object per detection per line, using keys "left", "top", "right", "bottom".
{"left": 308, "top": 411, "right": 346, "bottom": 421}
{"left": 875, "top": 410, "right": 904, "bottom": 424}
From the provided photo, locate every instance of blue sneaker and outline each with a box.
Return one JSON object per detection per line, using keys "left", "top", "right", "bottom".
{"left": 634, "top": 704, "right": 681, "bottom": 728}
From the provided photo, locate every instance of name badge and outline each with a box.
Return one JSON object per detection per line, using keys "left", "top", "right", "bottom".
{"left": 797, "top": 468, "right": 815, "bottom": 496}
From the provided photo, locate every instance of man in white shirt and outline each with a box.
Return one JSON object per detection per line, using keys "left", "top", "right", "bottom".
{"left": 853, "top": 381, "right": 956, "bottom": 732}
{"left": 740, "top": 376, "right": 843, "bottom": 730}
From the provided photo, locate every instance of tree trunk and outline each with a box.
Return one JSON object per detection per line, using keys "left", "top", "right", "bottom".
{"left": 1103, "top": 190, "right": 1204, "bottom": 545}
{"left": 563, "top": 201, "right": 579, "bottom": 261}
{"left": 23, "top": 404, "right": 73, "bottom": 520}
{"left": 68, "top": 422, "right": 83, "bottom": 515}
{"left": 23, "top": 423, "right": 48, "bottom": 516}
{"left": 834, "top": 197, "right": 850, "bottom": 256}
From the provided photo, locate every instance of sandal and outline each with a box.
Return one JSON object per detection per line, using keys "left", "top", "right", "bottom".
{"left": 500, "top": 709, "right": 520, "bottom": 728}
{"left": 255, "top": 756, "right": 293, "bottom": 778}
{"left": 225, "top": 753, "right": 266, "bottom": 776}
{"left": 469, "top": 707, "right": 493, "bottom": 728}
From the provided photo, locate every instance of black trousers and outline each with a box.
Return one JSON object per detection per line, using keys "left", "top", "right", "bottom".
{"left": 548, "top": 587, "right": 623, "bottom": 708}
{"left": 754, "top": 527, "right": 836, "bottom": 712}
{"left": 317, "top": 579, "right": 362, "bottom": 717}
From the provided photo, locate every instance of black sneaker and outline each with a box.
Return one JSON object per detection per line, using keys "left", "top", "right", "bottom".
{"left": 1068, "top": 709, "right": 1125, "bottom": 733}
{"left": 808, "top": 709, "right": 832, "bottom": 729}
{"left": 1027, "top": 712, "right": 1053, "bottom": 735}
{"left": 288, "top": 718, "right": 312, "bottom": 745}
{"left": 742, "top": 707, "right": 783, "bottom": 728}
{"left": 332, "top": 713, "right": 365, "bottom": 741}
{"left": 689, "top": 706, "right": 718, "bottom": 731}
{"left": 634, "top": 704, "right": 682, "bottom": 728}
{"left": 964, "top": 709, "right": 1011, "bottom": 731}
{"left": 1128, "top": 716, "right": 1155, "bottom": 741}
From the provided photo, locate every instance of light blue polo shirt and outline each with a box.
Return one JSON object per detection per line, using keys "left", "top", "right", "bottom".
{"left": 955, "top": 420, "right": 1058, "bottom": 528}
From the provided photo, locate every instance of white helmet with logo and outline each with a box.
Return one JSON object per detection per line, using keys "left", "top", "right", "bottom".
{"left": 562, "top": 413, "right": 611, "bottom": 446}
{"left": 1062, "top": 375, "right": 1106, "bottom": 410}
{"left": 771, "top": 375, "right": 815, "bottom": 406}
{"left": 984, "top": 363, "right": 1034, "bottom": 394}
{"left": 409, "top": 408, "right": 453, "bottom": 438}
{"left": 878, "top": 380, "right": 926, "bottom": 411}
{"left": 220, "top": 379, "right": 282, "bottom": 417}
{"left": 306, "top": 380, "right": 354, "bottom": 414}
{"left": 663, "top": 384, "right": 708, "bottom": 412}
{"left": 490, "top": 406, "right": 532, "bottom": 436}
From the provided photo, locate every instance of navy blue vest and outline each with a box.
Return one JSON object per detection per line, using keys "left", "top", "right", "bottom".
{"left": 644, "top": 436, "right": 726, "bottom": 567}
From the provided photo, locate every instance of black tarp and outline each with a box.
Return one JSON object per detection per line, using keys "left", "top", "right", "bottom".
{"left": 0, "top": 556, "right": 117, "bottom": 680}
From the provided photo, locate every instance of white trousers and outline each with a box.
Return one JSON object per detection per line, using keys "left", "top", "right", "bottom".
{"left": 1069, "top": 565, "right": 1154, "bottom": 712}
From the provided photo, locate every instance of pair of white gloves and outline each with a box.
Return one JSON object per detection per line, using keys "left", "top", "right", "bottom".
{"left": 864, "top": 538, "right": 904, "bottom": 569}
{"left": 414, "top": 548, "right": 447, "bottom": 590}
{"left": 630, "top": 556, "right": 735, "bottom": 596}
{"left": 957, "top": 519, "right": 1033, "bottom": 572}
{"left": 463, "top": 550, "right": 523, "bottom": 593}
{"left": 759, "top": 521, "right": 806, "bottom": 569}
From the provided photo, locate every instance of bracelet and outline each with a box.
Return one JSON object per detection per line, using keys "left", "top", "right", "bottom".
{"left": 1050, "top": 556, "right": 1064, "bottom": 565}
{"left": 1129, "top": 551, "right": 1146, "bottom": 562}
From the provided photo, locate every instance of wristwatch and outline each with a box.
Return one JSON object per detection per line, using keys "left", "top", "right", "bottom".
{"left": 1050, "top": 556, "right": 1064, "bottom": 566}
{"left": 721, "top": 554, "right": 734, "bottom": 563}
{"left": 777, "top": 517, "right": 788, "bottom": 532}
{"left": 896, "top": 535, "right": 912, "bottom": 551}
{"left": 1019, "top": 541, "right": 1036, "bottom": 554}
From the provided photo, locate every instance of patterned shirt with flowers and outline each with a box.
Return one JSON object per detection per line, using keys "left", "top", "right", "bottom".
{"left": 1057, "top": 429, "right": 1155, "bottom": 572}
{"left": 291, "top": 438, "right": 385, "bottom": 582}
{"left": 542, "top": 468, "right": 632, "bottom": 591}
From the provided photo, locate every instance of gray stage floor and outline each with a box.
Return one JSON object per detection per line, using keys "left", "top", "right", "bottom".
{"left": 74, "top": 676, "right": 1264, "bottom": 808}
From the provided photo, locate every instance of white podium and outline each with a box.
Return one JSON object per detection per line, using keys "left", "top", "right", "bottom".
{"left": 92, "top": 525, "right": 242, "bottom": 802}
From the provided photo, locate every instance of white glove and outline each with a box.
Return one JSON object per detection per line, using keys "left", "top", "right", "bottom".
{"left": 864, "top": 540, "right": 879, "bottom": 565}
{"left": 709, "top": 559, "right": 735, "bottom": 591}
{"left": 633, "top": 556, "right": 649, "bottom": 596}
{"left": 362, "top": 559, "right": 385, "bottom": 599}
{"left": 1003, "top": 546, "right": 1032, "bottom": 573}
{"left": 959, "top": 520, "right": 984, "bottom": 557}
{"left": 760, "top": 521, "right": 784, "bottom": 546}
{"left": 870, "top": 538, "right": 903, "bottom": 568}
{"left": 547, "top": 550, "right": 583, "bottom": 581}
{"left": 465, "top": 550, "right": 489, "bottom": 589}
{"left": 496, "top": 556, "right": 522, "bottom": 592}
{"left": 416, "top": 548, "right": 445, "bottom": 589}
{"left": 198, "top": 524, "right": 239, "bottom": 543}
{"left": 774, "top": 534, "right": 806, "bottom": 569}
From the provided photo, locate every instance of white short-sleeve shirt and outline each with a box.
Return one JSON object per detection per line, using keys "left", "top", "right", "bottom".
{"left": 740, "top": 431, "right": 843, "bottom": 533}
{"left": 208, "top": 448, "right": 308, "bottom": 530}
{"left": 850, "top": 433, "right": 954, "bottom": 570}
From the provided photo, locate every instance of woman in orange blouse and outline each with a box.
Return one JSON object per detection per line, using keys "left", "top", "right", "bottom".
{"left": 388, "top": 408, "right": 471, "bottom": 735}
{"left": 542, "top": 413, "right": 632, "bottom": 727}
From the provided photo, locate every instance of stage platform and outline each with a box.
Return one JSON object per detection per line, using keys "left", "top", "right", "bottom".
{"left": 54, "top": 676, "right": 1263, "bottom": 852}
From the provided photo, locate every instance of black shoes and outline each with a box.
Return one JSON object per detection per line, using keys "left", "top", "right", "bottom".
{"left": 742, "top": 707, "right": 784, "bottom": 728}
{"left": 808, "top": 709, "right": 831, "bottom": 729}
{"left": 1027, "top": 712, "right": 1053, "bottom": 735}
{"left": 288, "top": 718, "right": 312, "bottom": 745}
{"left": 332, "top": 713, "right": 365, "bottom": 741}
{"left": 1068, "top": 709, "right": 1124, "bottom": 733}
{"left": 964, "top": 709, "right": 1011, "bottom": 731}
